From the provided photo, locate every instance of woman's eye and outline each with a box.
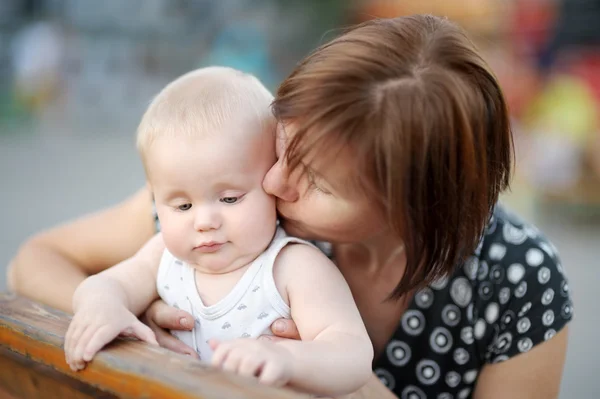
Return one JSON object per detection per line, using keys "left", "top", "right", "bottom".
{"left": 306, "top": 170, "right": 331, "bottom": 195}
{"left": 178, "top": 203, "right": 192, "bottom": 211}
{"left": 220, "top": 197, "right": 239, "bottom": 204}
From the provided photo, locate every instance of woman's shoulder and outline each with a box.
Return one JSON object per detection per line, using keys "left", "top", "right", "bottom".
{"left": 474, "top": 204, "right": 565, "bottom": 280}
{"left": 447, "top": 203, "right": 573, "bottom": 361}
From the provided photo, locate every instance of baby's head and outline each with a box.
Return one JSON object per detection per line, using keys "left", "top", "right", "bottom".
{"left": 137, "top": 66, "right": 277, "bottom": 272}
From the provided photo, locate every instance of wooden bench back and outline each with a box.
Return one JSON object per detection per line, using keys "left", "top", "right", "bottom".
{"left": 0, "top": 293, "right": 305, "bottom": 399}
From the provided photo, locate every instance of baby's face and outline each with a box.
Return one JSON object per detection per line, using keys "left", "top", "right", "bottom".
{"left": 148, "top": 123, "right": 277, "bottom": 273}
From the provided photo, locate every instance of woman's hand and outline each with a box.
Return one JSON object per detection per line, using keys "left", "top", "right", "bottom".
{"left": 262, "top": 318, "right": 301, "bottom": 341}
{"left": 142, "top": 299, "right": 199, "bottom": 358}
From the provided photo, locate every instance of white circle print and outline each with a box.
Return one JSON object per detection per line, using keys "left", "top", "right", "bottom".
{"left": 415, "top": 359, "right": 441, "bottom": 385}
{"left": 478, "top": 281, "right": 494, "bottom": 301}
{"left": 430, "top": 274, "right": 449, "bottom": 290}
{"left": 415, "top": 287, "right": 435, "bottom": 309}
{"left": 514, "top": 281, "right": 528, "bottom": 298}
{"left": 517, "top": 317, "right": 531, "bottom": 334}
{"left": 503, "top": 223, "right": 528, "bottom": 245}
{"left": 442, "top": 304, "right": 461, "bottom": 327}
{"left": 492, "top": 354, "right": 509, "bottom": 364}
{"left": 445, "top": 371, "right": 461, "bottom": 388}
{"left": 498, "top": 287, "right": 511, "bottom": 305}
{"left": 526, "top": 248, "right": 544, "bottom": 267}
{"left": 453, "top": 347, "right": 470, "bottom": 365}
{"left": 542, "top": 309, "right": 555, "bottom": 326}
{"left": 542, "top": 288, "right": 555, "bottom": 306}
{"left": 464, "top": 257, "right": 479, "bottom": 280}
{"left": 401, "top": 310, "right": 426, "bottom": 336}
{"left": 474, "top": 319, "right": 487, "bottom": 340}
{"left": 539, "top": 241, "right": 555, "bottom": 257}
{"left": 490, "top": 331, "right": 513, "bottom": 355}
{"left": 401, "top": 385, "right": 427, "bottom": 399}
{"left": 561, "top": 301, "right": 573, "bottom": 319}
{"left": 464, "top": 369, "right": 478, "bottom": 384}
{"left": 524, "top": 224, "right": 540, "bottom": 239}
{"left": 501, "top": 310, "right": 516, "bottom": 327}
{"left": 477, "top": 260, "right": 490, "bottom": 280}
{"left": 490, "top": 264, "right": 506, "bottom": 284}
{"left": 375, "top": 368, "right": 396, "bottom": 391}
{"left": 461, "top": 326, "right": 475, "bottom": 345}
{"left": 430, "top": 327, "right": 453, "bottom": 354}
{"left": 518, "top": 301, "right": 532, "bottom": 317}
{"left": 488, "top": 243, "right": 507, "bottom": 261}
{"left": 386, "top": 340, "right": 412, "bottom": 367}
{"left": 538, "top": 267, "right": 551, "bottom": 284}
{"left": 545, "top": 329, "right": 557, "bottom": 340}
{"left": 484, "top": 302, "right": 500, "bottom": 324}
{"left": 450, "top": 277, "right": 473, "bottom": 307}
{"left": 518, "top": 337, "right": 533, "bottom": 353}
{"left": 507, "top": 263, "right": 526, "bottom": 284}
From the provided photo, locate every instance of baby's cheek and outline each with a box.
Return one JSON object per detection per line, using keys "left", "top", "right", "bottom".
{"left": 235, "top": 202, "right": 276, "bottom": 249}
{"left": 161, "top": 223, "right": 187, "bottom": 257}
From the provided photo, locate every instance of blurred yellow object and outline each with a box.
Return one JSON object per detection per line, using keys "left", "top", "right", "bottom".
{"left": 524, "top": 75, "right": 599, "bottom": 145}
{"left": 14, "top": 78, "right": 60, "bottom": 112}
{"left": 11, "top": 22, "right": 64, "bottom": 113}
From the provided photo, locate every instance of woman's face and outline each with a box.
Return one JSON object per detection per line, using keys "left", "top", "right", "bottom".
{"left": 262, "top": 123, "right": 387, "bottom": 243}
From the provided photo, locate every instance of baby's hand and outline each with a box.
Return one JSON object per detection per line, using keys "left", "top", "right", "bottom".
{"left": 209, "top": 338, "right": 294, "bottom": 387}
{"left": 65, "top": 300, "right": 158, "bottom": 371}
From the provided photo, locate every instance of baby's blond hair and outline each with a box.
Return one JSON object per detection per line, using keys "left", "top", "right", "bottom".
{"left": 137, "top": 66, "right": 274, "bottom": 165}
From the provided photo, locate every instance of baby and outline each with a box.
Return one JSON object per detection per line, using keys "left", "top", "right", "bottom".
{"left": 64, "top": 67, "right": 373, "bottom": 397}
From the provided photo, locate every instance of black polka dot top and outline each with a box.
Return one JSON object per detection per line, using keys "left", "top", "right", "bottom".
{"left": 371, "top": 205, "right": 573, "bottom": 398}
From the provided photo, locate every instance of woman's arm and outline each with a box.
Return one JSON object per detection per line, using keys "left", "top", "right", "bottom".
{"left": 473, "top": 327, "right": 568, "bottom": 399}
{"left": 7, "top": 187, "right": 156, "bottom": 312}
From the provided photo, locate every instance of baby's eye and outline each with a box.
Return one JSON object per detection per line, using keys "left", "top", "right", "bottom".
{"left": 220, "top": 197, "right": 239, "bottom": 204}
{"left": 178, "top": 203, "right": 192, "bottom": 211}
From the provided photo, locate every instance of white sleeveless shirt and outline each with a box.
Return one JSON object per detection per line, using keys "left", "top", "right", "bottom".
{"left": 156, "top": 227, "right": 309, "bottom": 362}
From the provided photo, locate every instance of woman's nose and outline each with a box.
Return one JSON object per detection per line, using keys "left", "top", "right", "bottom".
{"left": 263, "top": 159, "right": 299, "bottom": 202}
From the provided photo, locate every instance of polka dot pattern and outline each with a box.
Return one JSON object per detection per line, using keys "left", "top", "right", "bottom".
{"left": 371, "top": 206, "right": 573, "bottom": 397}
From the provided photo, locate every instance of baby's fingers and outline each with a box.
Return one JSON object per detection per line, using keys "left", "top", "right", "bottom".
{"left": 70, "top": 324, "right": 96, "bottom": 371}
{"left": 238, "top": 356, "right": 264, "bottom": 378}
{"left": 65, "top": 320, "right": 85, "bottom": 361}
{"left": 127, "top": 320, "right": 158, "bottom": 346}
{"left": 259, "top": 362, "right": 286, "bottom": 387}
{"left": 211, "top": 342, "right": 232, "bottom": 368}
{"left": 82, "top": 325, "right": 119, "bottom": 362}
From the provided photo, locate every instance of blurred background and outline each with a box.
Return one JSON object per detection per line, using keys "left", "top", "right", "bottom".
{"left": 0, "top": 0, "right": 598, "bottom": 397}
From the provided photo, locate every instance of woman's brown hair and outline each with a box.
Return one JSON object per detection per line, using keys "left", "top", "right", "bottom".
{"left": 273, "top": 15, "right": 513, "bottom": 299}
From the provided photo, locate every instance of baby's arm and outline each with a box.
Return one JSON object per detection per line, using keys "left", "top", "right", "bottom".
{"left": 65, "top": 234, "right": 164, "bottom": 370}
{"left": 275, "top": 244, "right": 374, "bottom": 397}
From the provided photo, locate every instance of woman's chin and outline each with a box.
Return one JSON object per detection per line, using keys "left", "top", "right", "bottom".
{"left": 279, "top": 218, "right": 311, "bottom": 239}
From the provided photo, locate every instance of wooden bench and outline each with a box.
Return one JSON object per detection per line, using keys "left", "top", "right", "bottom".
{"left": 0, "top": 293, "right": 307, "bottom": 399}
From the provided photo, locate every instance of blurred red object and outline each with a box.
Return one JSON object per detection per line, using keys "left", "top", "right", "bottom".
{"left": 509, "top": 0, "right": 556, "bottom": 57}
{"left": 568, "top": 53, "right": 600, "bottom": 109}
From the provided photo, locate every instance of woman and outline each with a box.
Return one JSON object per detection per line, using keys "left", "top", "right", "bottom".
{"left": 8, "top": 15, "right": 571, "bottom": 398}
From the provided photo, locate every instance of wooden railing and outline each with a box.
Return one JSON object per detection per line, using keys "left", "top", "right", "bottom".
{"left": 0, "top": 293, "right": 306, "bottom": 399}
